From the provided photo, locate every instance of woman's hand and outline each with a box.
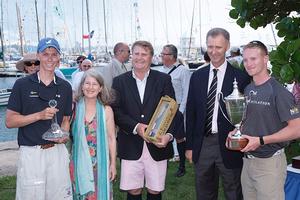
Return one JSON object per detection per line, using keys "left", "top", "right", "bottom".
{"left": 109, "top": 163, "right": 117, "bottom": 182}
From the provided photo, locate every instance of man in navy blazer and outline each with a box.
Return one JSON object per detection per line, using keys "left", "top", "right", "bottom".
{"left": 185, "top": 28, "right": 251, "bottom": 200}
{"left": 112, "top": 40, "right": 177, "bottom": 200}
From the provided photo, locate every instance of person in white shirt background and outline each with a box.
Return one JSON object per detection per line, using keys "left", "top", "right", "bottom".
{"left": 156, "top": 44, "right": 191, "bottom": 177}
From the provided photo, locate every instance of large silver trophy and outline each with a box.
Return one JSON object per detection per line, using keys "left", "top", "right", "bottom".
{"left": 42, "top": 99, "right": 69, "bottom": 141}
{"left": 219, "top": 78, "right": 248, "bottom": 151}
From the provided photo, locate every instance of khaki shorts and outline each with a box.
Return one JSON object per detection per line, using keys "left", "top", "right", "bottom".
{"left": 16, "top": 144, "right": 72, "bottom": 200}
{"left": 241, "top": 152, "right": 287, "bottom": 200}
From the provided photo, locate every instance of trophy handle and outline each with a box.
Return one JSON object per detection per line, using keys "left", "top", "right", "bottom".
{"left": 217, "top": 92, "right": 233, "bottom": 125}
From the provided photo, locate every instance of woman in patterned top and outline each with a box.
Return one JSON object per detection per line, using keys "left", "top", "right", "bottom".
{"left": 70, "top": 68, "right": 116, "bottom": 200}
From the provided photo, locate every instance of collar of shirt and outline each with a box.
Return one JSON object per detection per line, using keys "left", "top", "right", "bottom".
{"left": 35, "top": 71, "right": 58, "bottom": 85}
{"left": 163, "top": 61, "right": 180, "bottom": 73}
{"left": 113, "top": 57, "right": 127, "bottom": 72}
{"left": 113, "top": 57, "right": 123, "bottom": 67}
{"left": 132, "top": 70, "right": 150, "bottom": 103}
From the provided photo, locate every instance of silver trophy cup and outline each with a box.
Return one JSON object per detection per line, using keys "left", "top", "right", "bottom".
{"left": 42, "top": 99, "right": 69, "bottom": 141}
{"left": 219, "top": 78, "right": 248, "bottom": 150}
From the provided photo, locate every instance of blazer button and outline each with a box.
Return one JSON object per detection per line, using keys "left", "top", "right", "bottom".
{"left": 141, "top": 114, "right": 144, "bottom": 118}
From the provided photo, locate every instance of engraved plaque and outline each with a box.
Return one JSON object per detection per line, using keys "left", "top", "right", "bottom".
{"left": 144, "top": 96, "right": 178, "bottom": 142}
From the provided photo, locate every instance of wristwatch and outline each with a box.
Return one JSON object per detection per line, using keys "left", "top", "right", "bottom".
{"left": 259, "top": 136, "right": 264, "bottom": 145}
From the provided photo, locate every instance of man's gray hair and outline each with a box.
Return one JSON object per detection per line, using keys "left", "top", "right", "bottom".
{"left": 163, "top": 44, "right": 178, "bottom": 59}
{"left": 206, "top": 28, "right": 230, "bottom": 42}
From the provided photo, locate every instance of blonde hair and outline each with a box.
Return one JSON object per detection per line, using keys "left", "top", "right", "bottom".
{"left": 75, "top": 68, "right": 115, "bottom": 105}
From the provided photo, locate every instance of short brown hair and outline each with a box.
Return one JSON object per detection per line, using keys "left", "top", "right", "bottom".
{"left": 132, "top": 40, "right": 154, "bottom": 56}
{"left": 243, "top": 40, "right": 268, "bottom": 55}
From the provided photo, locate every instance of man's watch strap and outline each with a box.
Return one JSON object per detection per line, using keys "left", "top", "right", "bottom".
{"left": 166, "top": 133, "right": 174, "bottom": 141}
{"left": 259, "top": 136, "right": 264, "bottom": 145}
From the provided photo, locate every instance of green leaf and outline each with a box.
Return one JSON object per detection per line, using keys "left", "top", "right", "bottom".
{"left": 277, "top": 29, "right": 286, "bottom": 38}
{"left": 237, "top": 18, "right": 246, "bottom": 28}
{"left": 250, "top": 19, "right": 259, "bottom": 29}
{"left": 231, "top": 0, "right": 240, "bottom": 8}
{"left": 294, "top": 62, "right": 300, "bottom": 82}
{"left": 291, "top": 49, "right": 300, "bottom": 64}
{"left": 229, "top": 9, "right": 239, "bottom": 19}
{"left": 280, "top": 64, "right": 294, "bottom": 83}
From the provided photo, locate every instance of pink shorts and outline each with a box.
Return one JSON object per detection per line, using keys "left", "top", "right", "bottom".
{"left": 120, "top": 142, "right": 168, "bottom": 192}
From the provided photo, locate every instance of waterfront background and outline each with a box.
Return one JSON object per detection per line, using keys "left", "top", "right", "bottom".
{"left": 0, "top": 77, "right": 18, "bottom": 142}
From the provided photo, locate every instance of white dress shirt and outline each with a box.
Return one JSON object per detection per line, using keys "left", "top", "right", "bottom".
{"left": 155, "top": 62, "right": 191, "bottom": 113}
{"left": 208, "top": 61, "right": 227, "bottom": 133}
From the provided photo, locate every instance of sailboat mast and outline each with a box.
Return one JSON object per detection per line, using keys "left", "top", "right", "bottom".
{"left": 81, "top": 0, "right": 84, "bottom": 53}
{"left": 0, "top": 27, "right": 5, "bottom": 67}
{"left": 152, "top": 0, "right": 155, "bottom": 47}
{"left": 198, "top": 0, "right": 202, "bottom": 52}
{"left": 270, "top": 24, "right": 278, "bottom": 47}
{"left": 16, "top": 3, "right": 24, "bottom": 57}
{"left": 34, "top": 0, "right": 40, "bottom": 42}
{"left": 163, "top": 0, "right": 169, "bottom": 43}
{"left": 86, "top": 0, "right": 91, "bottom": 55}
{"left": 102, "top": 0, "right": 108, "bottom": 54}
{"left": 187, "top": 0, "right": 196, "bottom": 59}
{"left": 44, "top": 0, "right": 46, "bottom": 37}
{"left": 0, "top": 0, "right": 5, "bottom": 67}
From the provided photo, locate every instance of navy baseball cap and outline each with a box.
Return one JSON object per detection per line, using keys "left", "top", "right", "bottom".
{"left": 37, "top": 37, "right": 61, "bottom": 54}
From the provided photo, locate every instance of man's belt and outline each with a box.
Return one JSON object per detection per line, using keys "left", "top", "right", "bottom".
{"left": 40, "top": 143, "right": 55, "bottom": 149}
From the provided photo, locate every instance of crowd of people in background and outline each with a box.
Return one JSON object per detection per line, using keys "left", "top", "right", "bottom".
{"left": 5, "top": 26, "right": 300, "bottom": 200}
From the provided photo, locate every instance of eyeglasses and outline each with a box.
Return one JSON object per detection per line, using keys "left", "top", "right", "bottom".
{"left": 120, "top": 49, "right": 130, "bottom": 54}
{"left": 160, "top": 53, "right": 172, "bottom": 56}
{"left": 24, "top": 60, "right": 40, "bottom": 66}
{"left": 77, "top": 60, "right": 83, "bottom": 64}
{"left": 82, "top": 65, "right": 91, "bottom": 68}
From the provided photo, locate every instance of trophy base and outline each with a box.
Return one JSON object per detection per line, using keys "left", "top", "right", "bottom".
{"left": 227, "top": 137, "right": 248, "bottom": 151}
{"left": 42, "top": 126, "right": 69, "bottom": 141}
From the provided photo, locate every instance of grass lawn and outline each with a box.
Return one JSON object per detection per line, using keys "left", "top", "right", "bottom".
{"left": 1, "top": 141, "right": 299, "bottom": 200}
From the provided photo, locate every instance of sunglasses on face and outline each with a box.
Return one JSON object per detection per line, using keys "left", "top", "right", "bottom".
{"left": 160, "top": 53, "right": 172, "bottom": 57}
{"left": 82, "top": 65, "right": 91, "bottom": 68}
{"left": 24, "top": 60, "right": 40, "bottom": 66}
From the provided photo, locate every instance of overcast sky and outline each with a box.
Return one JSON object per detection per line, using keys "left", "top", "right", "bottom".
{"left": 1, "top": 0, "right": 281, "bottom": 52}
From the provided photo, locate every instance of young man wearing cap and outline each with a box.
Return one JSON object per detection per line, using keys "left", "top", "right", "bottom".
{"left": 229, "top": 41, "right": 300, "bottom": 199}
{"left": 6, "top": 37, "right": 73, "bottom": 200}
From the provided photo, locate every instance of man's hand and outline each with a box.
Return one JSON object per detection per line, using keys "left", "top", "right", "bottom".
{"left": 240, "top": 135, "right": 260, "bottom": 152}
{"left": 47, "top": 136, "right": 69, "bottom": 144}
{"left": 225, "top": 129, "right": 237, "bottom": 148}
{"left": 152, "top": 134, "right": 171, "bottom": 148}
{"left": 136, "top": 123, "right": 150, "bottom": 142}
{"left": 39, "top": 107, "right": 59, "bottom": 120}
{"left": 185, "top": 150, "right": 193, "bottom": 164}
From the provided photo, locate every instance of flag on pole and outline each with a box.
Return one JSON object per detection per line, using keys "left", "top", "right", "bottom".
{"left": 83, "top": 30, "right": 95, "bottom": 39}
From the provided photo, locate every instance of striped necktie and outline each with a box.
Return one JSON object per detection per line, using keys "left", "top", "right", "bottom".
{"left": 204, "top": 69, "right": 218, "bottom": 136}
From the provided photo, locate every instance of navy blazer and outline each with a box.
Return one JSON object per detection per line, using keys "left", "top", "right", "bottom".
{"left": 186, "top": 62, "right": 251, "bottom": 169}
{"left": 112, "top": 69, "right": 177, "bottom": 161}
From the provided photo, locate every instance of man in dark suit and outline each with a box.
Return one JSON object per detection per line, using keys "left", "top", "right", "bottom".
{"left": 185, "top": 28, "right": 251, "bottom": 200}
{"left": 112, "top": 40, "right": 176, "bottom": 200}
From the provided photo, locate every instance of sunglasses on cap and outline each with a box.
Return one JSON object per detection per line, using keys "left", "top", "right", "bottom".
{"left": 24, "top": 60, "right": 40, "bottom": 66}
{"left": 247, "top": 40, "right": 268, "bottom": 55}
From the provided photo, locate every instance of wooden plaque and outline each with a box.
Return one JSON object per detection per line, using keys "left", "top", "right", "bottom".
{"left": 144, "top": 96, "right": 178, "bottom": 142}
